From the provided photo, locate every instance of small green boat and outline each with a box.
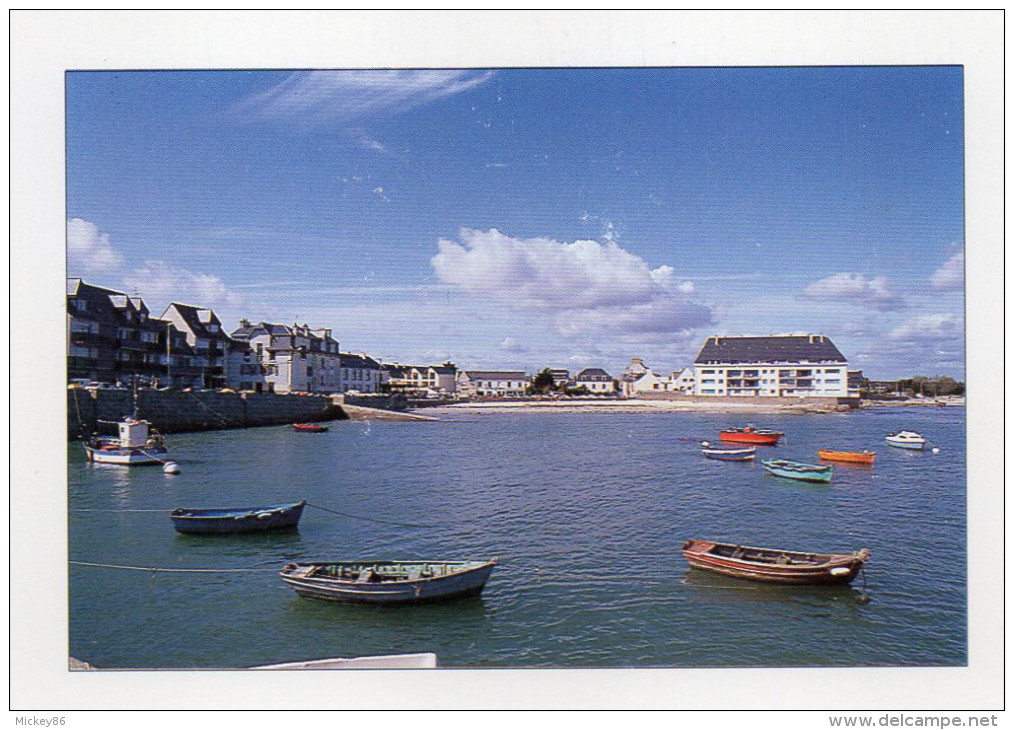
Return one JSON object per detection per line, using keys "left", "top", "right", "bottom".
{"left": 761, "top": 458, "right": 833, "bottom": 483}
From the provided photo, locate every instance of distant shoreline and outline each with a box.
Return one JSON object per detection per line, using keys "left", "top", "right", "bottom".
{"left": 421, "top": 397, "right": 964, "bottom": 416}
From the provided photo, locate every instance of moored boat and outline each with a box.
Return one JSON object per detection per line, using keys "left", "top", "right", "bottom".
{"left": 171, "top": 500, "right": 307, "bottom": 535}
{"left": 702, "top": 444, "right": 757, "bottom": 461}
{"left": 761, "top": 458, "right": 833, "bottom": 483}
{"left": 293, "top": 423, "right": 328, "bottom": 432}
{"left": 885, "top": 431, "right": 926, "bottom": 450}
{"left": 817, "top": 449, "right": 876, "bottom": 465}
{"left": 681, "top": 539, "right": 869, "bottom": 585}
{"left": 279, "top": 559, "right": 497, "bottom": 605}
{"left": 83, "top": 417, "right": 169, "bottom": 466}
{"left": 719, "top": 426, "right": 784, "bottom": 445}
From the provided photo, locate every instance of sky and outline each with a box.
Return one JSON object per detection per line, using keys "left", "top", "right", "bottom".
{"left": 65, "top": 66, "right": 965, "bottom": 380}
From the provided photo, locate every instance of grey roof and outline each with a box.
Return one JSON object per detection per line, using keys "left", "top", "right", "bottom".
{"left": 431, "top": 365, "right": 456, "bottom": 375}
{"left": 464, "top": 370, "right": 527, "bottom": 380}
{"left": 341, "top": 353, "right": 380, "bottom": 369}
{"left": 694, "top": 335, "right": 846, "bottom": 365}
{"left": 576, "top": 367, "right": 611, "bottom": 380}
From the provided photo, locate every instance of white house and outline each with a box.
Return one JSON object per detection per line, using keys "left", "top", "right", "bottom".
{"left": 574, "top": 367, "right": 615, "bottom": 394}
{"left": 671, "top": 368, "right": 695, "bottom": 393}
{"left": 692, "top": 334, "right": 849, "bottom": 397}
{"left": 618, "top": 358, "right": 671, "bottom": 396}
{"left": 456, "top": 370, "right": 528, "bottom": 398}
{"left": 229, "top": 321, "right": 342, "bottom": 394}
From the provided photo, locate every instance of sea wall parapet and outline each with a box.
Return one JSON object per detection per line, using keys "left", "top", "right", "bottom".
{"left": 68, "top": 388, "right": 346, "bottom": 439}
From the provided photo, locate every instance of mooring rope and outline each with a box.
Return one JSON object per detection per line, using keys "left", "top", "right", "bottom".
{"left": 305, "top": 502, "right": 437, "bottom": 529}
{"left": 69, "top": 560, "right": 277, "bottom": 573}
{"left": 71, "top": 508, "right": 168, "bottom": 512}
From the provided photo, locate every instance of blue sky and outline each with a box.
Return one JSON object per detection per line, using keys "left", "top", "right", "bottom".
{"left": 66, "top": 67, "right": 964, "bottom": 379}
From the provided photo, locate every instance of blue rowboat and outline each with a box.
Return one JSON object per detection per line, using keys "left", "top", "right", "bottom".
{"left": 171, "top": 500, "right": 307, "bottom": 535}
{"left": 280, "top": 559, "right": 498, "bottom": 605}
{"left": 702, "top": 445, "right": 757, "bottom": 461}
{"left": 761, "top": 459, "right": 833, "bottom": 483}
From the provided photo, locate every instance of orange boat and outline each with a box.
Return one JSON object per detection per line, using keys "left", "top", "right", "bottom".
{"left": 719, "top": 426, "right": 784, "bottom": 445}
{"left": 817, "top": 449, "right": 875, "bottom": 465}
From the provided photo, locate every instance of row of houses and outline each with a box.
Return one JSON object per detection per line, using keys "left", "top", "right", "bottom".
{"left": 68, "top": 279, "right": 859, "bottom": 400}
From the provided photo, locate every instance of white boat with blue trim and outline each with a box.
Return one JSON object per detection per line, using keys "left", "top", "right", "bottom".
{"left": 84, "top": 416, "right": 169, "bottom": 465}
{"left": 885, "top": 431, "right": 926, "bottom": 450}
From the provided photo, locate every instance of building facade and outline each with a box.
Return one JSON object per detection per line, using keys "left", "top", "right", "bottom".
{"left": 456, "top": 370, "right": 528, "bottom": 398}
{"left": 229, "top": 321, "right": 342, "bottom": 394}
{"left": 692, "top": 334, "right": 849, "bottom": 397}
{"left": 339, "top": 352, "right": 382, "bottom": 393}
{"left": 67, "top": 278, "right": 201, "bottom": 387}
{"left": 161, "top": 303, "right": 239, "bottom": 389}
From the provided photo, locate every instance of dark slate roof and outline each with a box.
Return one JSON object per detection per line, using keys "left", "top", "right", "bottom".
{"left": 465, "top": 371, "right": 527, "bottom": 380}
{"left": 576, "top": 367, "right": 611, "bottom": 380}
{"left": 431, "top": 366, "right": 456, "bottom": 375}
{"left": 694, "top": 335, "right": 846, "bottom": 365}
{"left": 340, "top": 353, "right": 380, "bottom": 369}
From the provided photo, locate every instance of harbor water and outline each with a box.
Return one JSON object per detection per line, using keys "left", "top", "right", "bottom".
{"left": 68, "top": 406, "right": 966, "bottom": 669}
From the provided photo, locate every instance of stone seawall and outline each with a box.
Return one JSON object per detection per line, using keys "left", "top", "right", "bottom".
{"left": 68, "top": 389, "right": 346, "bottom": 439}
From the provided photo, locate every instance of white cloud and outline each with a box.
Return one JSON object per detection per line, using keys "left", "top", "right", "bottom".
{"left": 123, "top": 260, "right": 244, "bottom": 314}
{"left": 67, "top": 218, "right": 123, "bottom": 272}
{"left": 431, "top": 228, "right": 714, "bottom": 339}
{"left": 500, "top": 337, "right": 526, "bottom": 352}
{"left": 232, "top": 70, "right": 495, "bottom": 125}
{"left": 930, "top": 251, "right": 964, "bottom": 291}
{"left": 889, "top": 313, "right": 963, "bottom": 341}
{"left": 802, "top": 272, "right": 905, "bottom": 311}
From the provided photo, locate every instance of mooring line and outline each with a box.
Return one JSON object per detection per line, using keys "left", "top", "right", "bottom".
{"left": 71, "top": 508, "right": 168, "bottom": 512}
{"left": 304, "top": 502, "right": 437, "bottom": 529}
{"left": 69, "top": 560, "right": 276, "bottom": 573}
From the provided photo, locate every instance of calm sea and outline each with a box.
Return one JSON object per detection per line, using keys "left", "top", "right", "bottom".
{"left": 68, "top": 406, "right": 966, "bottom": 669}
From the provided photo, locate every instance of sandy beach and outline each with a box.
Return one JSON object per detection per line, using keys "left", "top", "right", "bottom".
{"left": 422, "top": 398, "right": 851, "bottom": 416}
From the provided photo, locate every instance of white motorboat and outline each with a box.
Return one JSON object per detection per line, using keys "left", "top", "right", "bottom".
{"left": 885, "top": 431, "right": 926, "bottom": 450}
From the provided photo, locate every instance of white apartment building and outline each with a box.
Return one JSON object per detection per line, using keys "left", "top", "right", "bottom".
{"left": 693, "top": 334, "right": 849, "bottom": 397}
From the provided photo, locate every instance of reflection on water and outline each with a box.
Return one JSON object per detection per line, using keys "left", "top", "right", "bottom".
{"left": 69, "top": 408, "right": 965, "bottom": 669}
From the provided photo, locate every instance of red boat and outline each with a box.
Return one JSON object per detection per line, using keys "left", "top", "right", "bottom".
{"left": 719, "top": 426, "right": 784, "bottom": 445}
{"left": 292, "top": 423, "right": 328, "bottom": 432}
{"left": 681, "top": 539, "right": 869, "bottom": 585}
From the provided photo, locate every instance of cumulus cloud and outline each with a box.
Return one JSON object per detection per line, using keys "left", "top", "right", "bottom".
{"left": 500, "top": 337, "right": 526, "bottom": 352}
{"left": 123, "top": 260, "right": 244, "bottom": 312}
{"left": 930, "top": 251, "right": 964, "bottom": 291}
{"left": 889, "top": 313, "right": 963, "bottom": 341}
{"left": 231, "top": 70, "right": 495, "bottom": 126}
{"left": 67, "top": 218, "right": 124, "bottom": 272}
{"left": 802, "top": 272, "right": 905, "bottom": 311}
{"left": 430, "top": 228, "right": 713, "bottom": 338}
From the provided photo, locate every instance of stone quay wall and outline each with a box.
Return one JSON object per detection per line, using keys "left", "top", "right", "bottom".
{"left": 632, "top": 392, "right": 860, "bottom": 408}
{"left": 68, "top": 388, "right": 346, "bottom": 439}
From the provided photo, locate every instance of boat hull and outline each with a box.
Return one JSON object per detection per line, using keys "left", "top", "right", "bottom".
{"left": 885, "top": 439, "right": 924, "bottom": 450}
{"left": 703, "top": 446, "right": 757, "bottom": 461}
{"left": 280, "top": 560, "right": 497, "bottom": 605}
{"left": 817, "top": 450, "right": 875, "bottom": 465}
{"left": 84, "top": 445, "right": 169, "bottom": 466}
{"left": 171, "top": 501, "right": 306, "bottom": 535}
{"left": 761, "top": 459, "right": 833, "bottom": 483}
{"left": 682, "top": 540, "right": 868, "bottom": 585}
{"left": 293, "top": 423, "right": 328, "bottom": 432}
{"left": 719, "top": 430, "right": 783, "bottom": 445}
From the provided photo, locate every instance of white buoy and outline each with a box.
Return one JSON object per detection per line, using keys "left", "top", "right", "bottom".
{"left": 701, "top": 441, "right": 710, "bottom": 448}
{"left": 163, "top": 461, "right": 181, "bottom": 474}
{"left": 931, "top": 447, "right": 941, "bottom": 454}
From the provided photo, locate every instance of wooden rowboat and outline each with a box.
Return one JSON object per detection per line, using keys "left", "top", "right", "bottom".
{"left": 280, "top": 559, "right": 497, "bottom": 605}
{"left": 719, "top": 427, "right": 784, "bottom": 445}
{"left": 293, "top": 423, "right": 328, "bottom": 432}
{"left": 761, "top": 458, "right": 833, "bottom": 483}
{"left": 171, "top": 500, "right": 307, "bottom": 535}
{"left": 817, "top": 449, "right": 875, "bottom": 464}
{"left": 702, "top": 445, "right": 757, "bottom": 461}
{"left": 681, "top": 539, "right": 869, "bottom": 585}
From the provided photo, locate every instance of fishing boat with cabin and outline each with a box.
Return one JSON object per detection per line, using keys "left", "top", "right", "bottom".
{"left": 761, "top": 458, "right": 833, "bottom": 483}
{"left": 279, "top": 559, "right": 498, "bottom": 605}
{"left": 171, "top": 500, "right": 307, "bottom": 535}
{"left": 84, "top": 416, "right": 169, "bottom": 466}
{"left": 681, "top": 539, "right": 869, "bottom": 585}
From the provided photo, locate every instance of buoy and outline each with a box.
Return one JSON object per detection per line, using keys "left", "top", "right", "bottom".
{"left": 162, "top": 461, "right": 181, "bottom": 475}
{"left": 931, "top": 447, "right": 941, "bottom": 454}
{"left": 701, "top": 440, "right": 710, "bottom": 448}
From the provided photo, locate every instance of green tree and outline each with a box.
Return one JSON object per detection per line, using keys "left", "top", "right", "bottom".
{"left": 529, "top": 367, "right": 555, "bottom": 395}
